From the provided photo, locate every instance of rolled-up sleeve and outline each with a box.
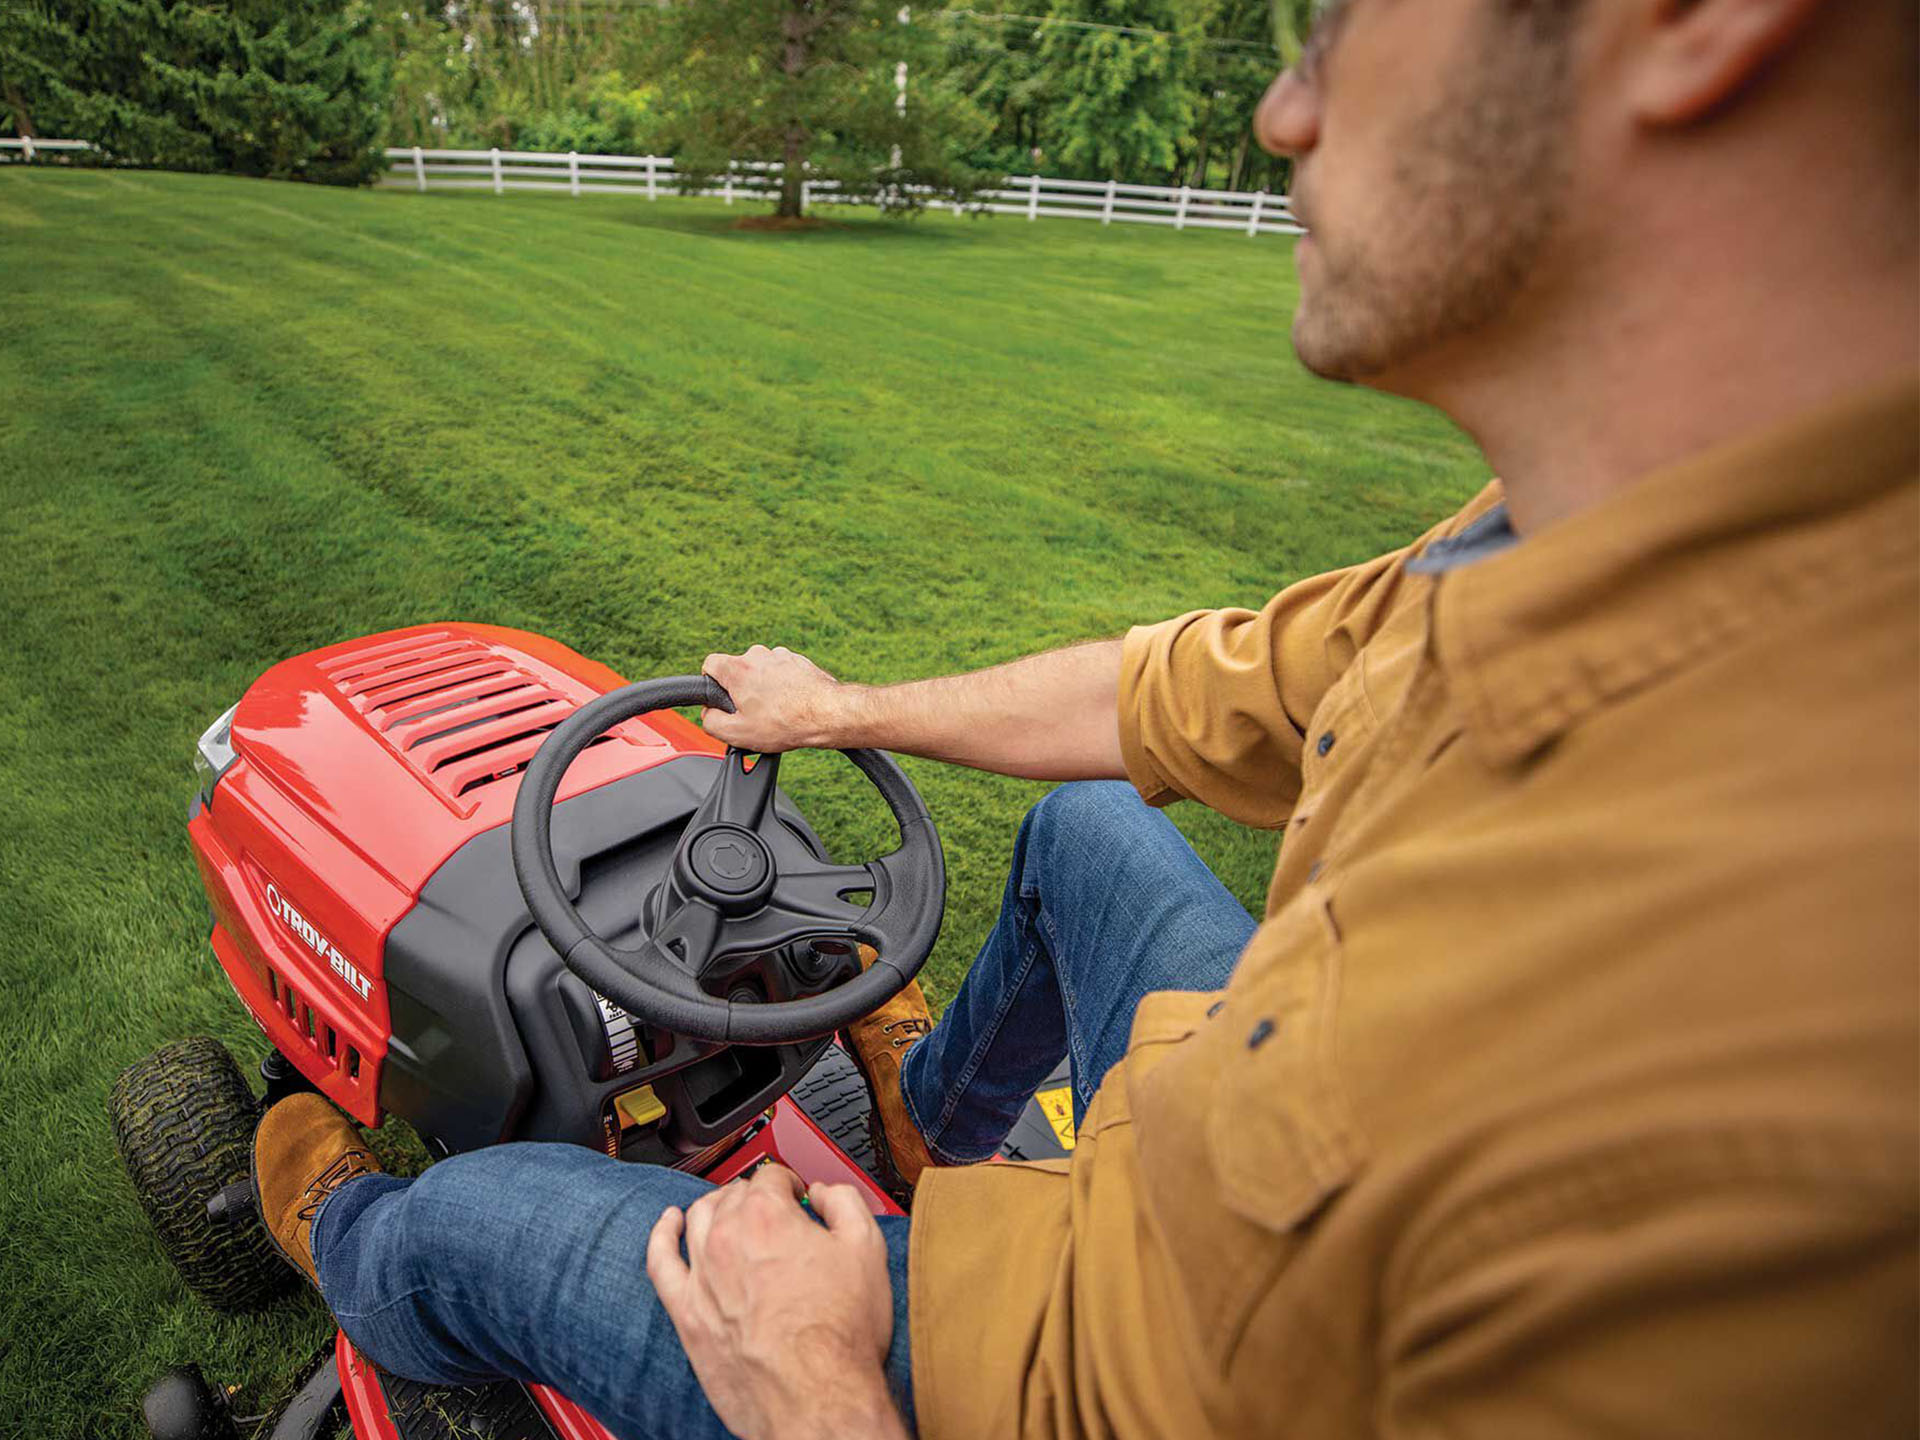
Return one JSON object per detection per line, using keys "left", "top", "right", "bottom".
{"left": 1118, "top": 483, "right": 1502, "bottom": 826}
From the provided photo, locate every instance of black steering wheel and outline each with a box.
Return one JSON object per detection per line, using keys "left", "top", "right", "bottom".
{"left": 511, "top": 676, "right": 945, "bottom": 1044}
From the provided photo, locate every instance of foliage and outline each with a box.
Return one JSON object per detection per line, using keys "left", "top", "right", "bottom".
{"left": 1028, "top": 0, "right": 1200, "bottom": 181}
{"left": 941, "top": 8, "right": 1053, "bottom": 175}
{"left": 378, "top": 0, "right": 663, "bottom": 153}
{"left": 1179, "top": 0, "right": 1287, "bottom": 191}
{"left": 0, "top": 0, "right": 210, "bottom": 165}
{"left": 942, "top": 0, "right": 1306, "bottom": 189}
{"left": 0, "top": 0, "right": 389, "bottom": 185}
{"left": 636, "top": 0, "right": 993, "bottom": 218}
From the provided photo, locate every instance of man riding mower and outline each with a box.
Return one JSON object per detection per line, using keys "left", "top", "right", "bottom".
{"left": 112, "top": 0, "right": 1915, "bottom": 1436}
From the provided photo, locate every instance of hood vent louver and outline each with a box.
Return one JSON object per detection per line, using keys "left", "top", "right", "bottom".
{"left": 319, "top": 632, "right": 614, "bottom": 811}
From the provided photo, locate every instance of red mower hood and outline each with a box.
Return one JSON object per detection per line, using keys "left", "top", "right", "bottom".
{"left": 224, "top": 623, "right": 718, "bottom": 896}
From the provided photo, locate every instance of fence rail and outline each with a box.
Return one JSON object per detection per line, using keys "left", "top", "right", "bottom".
{"left": 2, "top": 139, "right": 1303, "bottom": 239}
{"left": 377, "top": 146, "right": 1302, "bottom": 238}
{"left": 0, "top": 137, "right": 94, "bottom": 162}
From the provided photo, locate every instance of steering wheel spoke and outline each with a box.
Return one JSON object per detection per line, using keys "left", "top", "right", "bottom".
{"left": 770, "top": 861, "right": 879, "bottom": 931}
{"left": 653, "top": 894, "right": 725, "bottom": 977}
{"left": 691, "top": 747, "right": 781, "bottom": 831}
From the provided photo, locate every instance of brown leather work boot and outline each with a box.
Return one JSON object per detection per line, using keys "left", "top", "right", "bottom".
{"left": 252, "top": 1092, "right": 381, "bottom": 1288}
{"left": 841, "top": 946, "right": 942, "bottom": 1204}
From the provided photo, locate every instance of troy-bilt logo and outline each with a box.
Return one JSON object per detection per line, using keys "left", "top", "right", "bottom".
{"left": 264, "top": 881, "right": 373, "bottom": 1003}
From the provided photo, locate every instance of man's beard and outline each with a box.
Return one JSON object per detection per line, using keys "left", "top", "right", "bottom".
{"left": 1291, "top": 17, "right": 1578, "bottom": 384}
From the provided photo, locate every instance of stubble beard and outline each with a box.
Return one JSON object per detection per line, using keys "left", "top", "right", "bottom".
{"left": 1291, "top": 17, "right": 1578, "bottom": 385}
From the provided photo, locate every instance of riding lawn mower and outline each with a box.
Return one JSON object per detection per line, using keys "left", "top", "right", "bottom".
{"left": 108, "top": 623, "right": 1070, "bottom": 1440}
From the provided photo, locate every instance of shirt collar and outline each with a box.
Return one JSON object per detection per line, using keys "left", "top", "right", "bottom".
{"left": 1408, "top": 502, "right": 1519, "bottom": 574}
{"left": 1432, "top": 376, "right": 1920, "bottom": 768}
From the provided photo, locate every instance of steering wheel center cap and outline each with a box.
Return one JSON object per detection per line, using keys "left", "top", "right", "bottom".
{"left": 687, "top": 825, "right": 773, "bottom": 898}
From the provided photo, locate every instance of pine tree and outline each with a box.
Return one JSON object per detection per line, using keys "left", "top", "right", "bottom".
{"left": 639, "top": 0, "right": 991, "bottom": 220}
{"left": 0, "top": 0, "right": 216, "bottom": 167}
{"left": 0, "top": 0, "right": 389, "bottom": 185}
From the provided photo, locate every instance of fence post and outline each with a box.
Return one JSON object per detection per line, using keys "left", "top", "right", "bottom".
{"left": 1101, "top": 178, "right": 1116, "bottom": 225}
{"left": 568, "top": 151, "right": 579, "bottom": 197}
{"left": 490, "top": 147, "right": 503, "bottom": 195}
{"left": 1027, "top": 174, "right": 1040, "bottom": 221}
{"left": 723, "top": 164, "right": 734, "bottom": 206}
{"left": 1175, "top": 184, "right": 1190, "bottom": 231}
{"left": 801, "top": 176, "right": 812, "bottom": 211}
{"left": 1246, "top": 190, "right": 1263, "bottom": 238}
{"left": 21, "top": 136, "right": 33, "bottom": 163}
{"left": 413, "top": 144, "right": 426, "bottom": 192}
{"left": 645, "top": 156, "right": 658, "bottom": 201}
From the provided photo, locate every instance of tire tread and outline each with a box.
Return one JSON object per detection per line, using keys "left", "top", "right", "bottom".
{"left": 108, "top": 1036, "right": 295, "bottom": 1312}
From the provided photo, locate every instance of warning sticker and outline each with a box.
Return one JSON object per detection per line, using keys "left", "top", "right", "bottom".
{"left": 1034, "top": 1086, "right": 1076, "bottom": 1151}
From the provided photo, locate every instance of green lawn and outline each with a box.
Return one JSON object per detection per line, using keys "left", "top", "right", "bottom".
{"left": 0, "top": 166, "right": 1483, "bottom": 1435}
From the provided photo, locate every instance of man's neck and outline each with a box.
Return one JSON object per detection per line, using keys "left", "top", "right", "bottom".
{"left": 1415, "top": 233, "right": 1916, "bottom": 538}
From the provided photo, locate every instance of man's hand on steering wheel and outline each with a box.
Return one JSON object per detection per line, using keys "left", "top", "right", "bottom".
{"left": 701, "top": 646, "right": 848, "bottom": 753}
{"left": 647, "top": 1163, "right": 909, "bottom": 1440}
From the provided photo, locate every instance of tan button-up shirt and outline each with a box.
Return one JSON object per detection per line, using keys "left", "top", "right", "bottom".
{"left": 908, "top": 379, "right": 1919, "bottom": 1438}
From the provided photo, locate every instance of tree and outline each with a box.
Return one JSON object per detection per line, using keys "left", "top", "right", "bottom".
{"left": 637, "top": 0, "right": 991, "bottom": 220}
{"left": 1173, "top": 0, "right": 1281, "bottom": 191}
{"left": 0, "top": 0, "right": 389, "bottom": 185}
{"left": 376, "top": 0, "right": 663, "bottom": 153}
{"left": 1026, "top": 0, "right": 1201, "bottom": 182}
{"left": 942, "top": 8, "right": 1054, "bottom": 175}
{"left": 946, "top": 0, "right": 1313, "bottom": 189}
{"left": 1, "top": 1, "right": 215, "bottom": 166}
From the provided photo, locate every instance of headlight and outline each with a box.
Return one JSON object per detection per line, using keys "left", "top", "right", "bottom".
{"left": 194, "top": 702, "right": 241, "bottom": 807}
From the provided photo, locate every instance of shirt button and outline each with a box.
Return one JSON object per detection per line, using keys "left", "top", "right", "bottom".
{"left": 1247, "top": 1017, "right": 1277, "bottom": 1049}
{"left": 1317, "top": 731, "right": 1336, "bottom": 757}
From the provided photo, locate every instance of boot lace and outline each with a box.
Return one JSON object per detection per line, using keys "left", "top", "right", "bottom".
{"left": 879, "top": 1016, "right": 932, "bottom": 1051}
{"left": 296, "top": 1149, "right": 374, "bottom": 1223}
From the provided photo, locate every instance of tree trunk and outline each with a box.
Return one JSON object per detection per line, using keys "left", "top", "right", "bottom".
{"left": 1188, "top": 133, "right": 1210, "bottom": 189}
{"left": 2, "top": 79, "right": 34, "bottom": 139}
{"left": 1227, "top": 131, "right": 1249, "bottom": 193}
{"left": 779, "top": 120, "right": 806, "bottom": 217}
{"left": 1188, "top": 90, "right": 1217, "bottom": 188}
{"left": 778, "top": 0, "right": 810, "bottom": 218}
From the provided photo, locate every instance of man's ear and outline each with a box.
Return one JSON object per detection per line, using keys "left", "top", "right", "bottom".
{"left": 1630, "top": 0, "right": 1827, "bottom": 125}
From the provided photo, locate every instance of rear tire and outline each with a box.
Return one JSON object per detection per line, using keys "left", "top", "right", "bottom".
{"left": 109, "top": 1036, "right": 295, "bottom": 1313}
{"left": 791, "top": 1042, "right": 878, "bottom": 1179}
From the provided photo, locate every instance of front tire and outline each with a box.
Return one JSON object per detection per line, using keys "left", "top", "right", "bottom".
{"left": 140, "top": 1363, "right": 240, "bottom": 1440}
{"left": 791, "top": 1042, "right": 879, "bottom": 1179}
{"left": 109, "top": 1036, "right": 295, "bottom": 1312}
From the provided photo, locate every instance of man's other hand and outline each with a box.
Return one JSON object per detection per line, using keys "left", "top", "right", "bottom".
{"left": 646, "top": 1164, "right": 907, "bottom": 1440}
{"left": 701, "top": 645, "right": 846, "bottom": 753}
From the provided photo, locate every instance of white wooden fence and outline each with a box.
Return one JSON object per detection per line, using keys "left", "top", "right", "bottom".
{"left": 377, "top": 145, "right": 1303, "bottom": 239}
{"left": 2, "top": 138, "right": 1303, "bottom": 239}
{"left": 0, "top": 137, "right": 94, "bottom": 162}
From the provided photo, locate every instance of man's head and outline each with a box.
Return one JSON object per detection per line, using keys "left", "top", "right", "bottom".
{"left": 1256, "top": 0, "right": 1918, "bottom": 398}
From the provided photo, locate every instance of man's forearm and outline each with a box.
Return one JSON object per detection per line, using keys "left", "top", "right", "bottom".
{"left": 821, "top": 639, "right": 1127, "bottom": 782}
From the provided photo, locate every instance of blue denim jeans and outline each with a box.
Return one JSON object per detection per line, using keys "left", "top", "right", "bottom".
{"left": 312, "top": 782, "right": 1254, "bottom": 1440}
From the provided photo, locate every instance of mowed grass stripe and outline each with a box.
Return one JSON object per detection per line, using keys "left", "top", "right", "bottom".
{"left": 0, "top": 166, "right": 1482, "bottom": 1434}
